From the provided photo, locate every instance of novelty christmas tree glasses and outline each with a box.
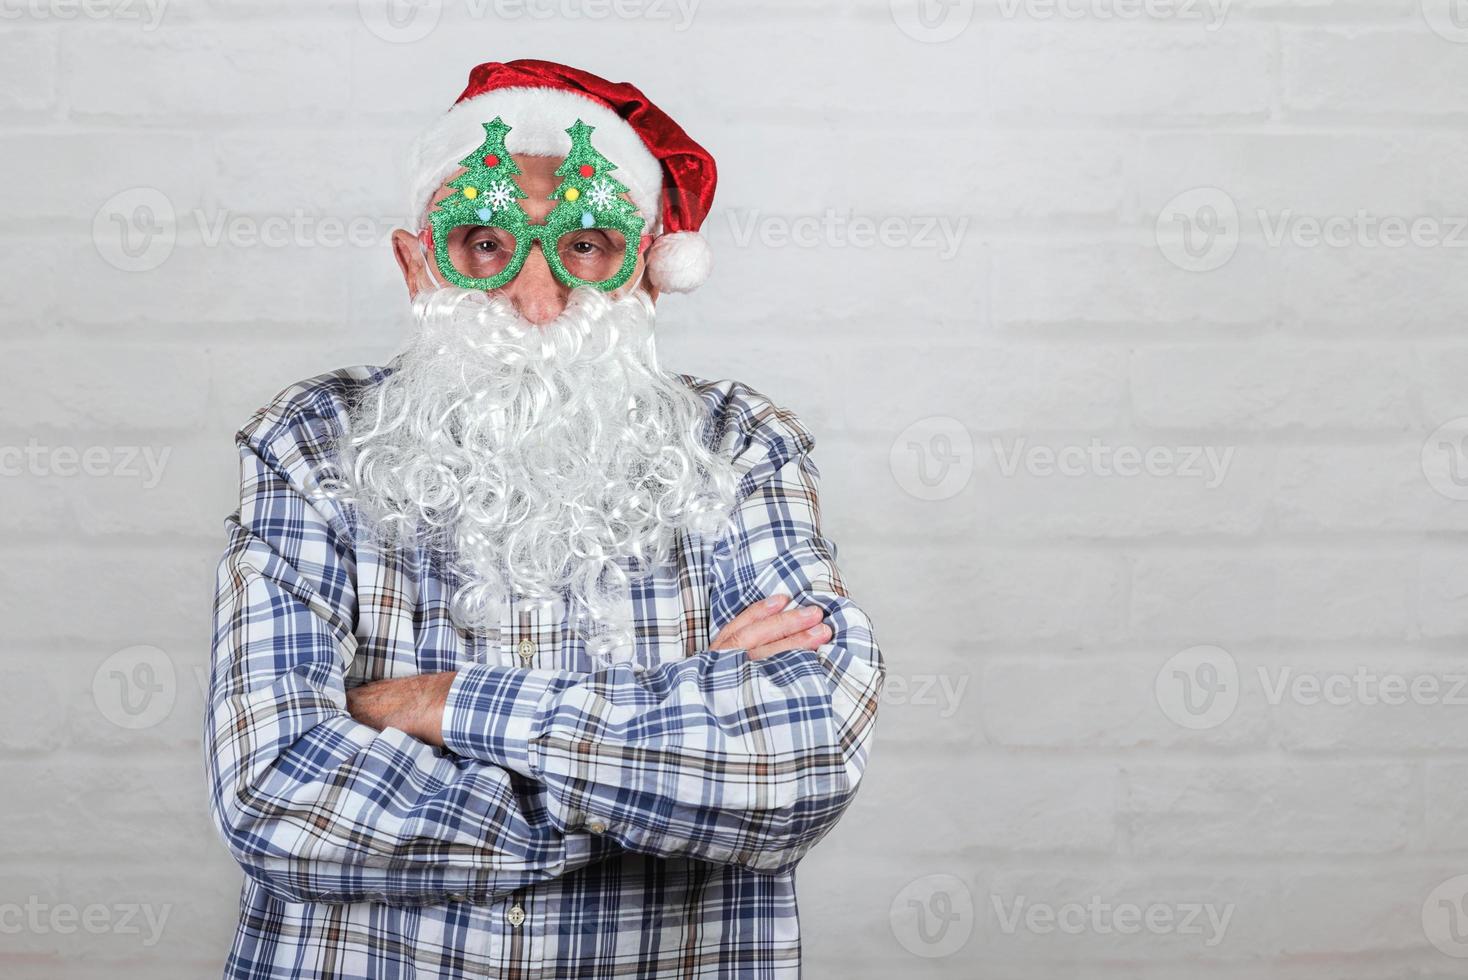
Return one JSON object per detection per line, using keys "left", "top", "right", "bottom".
{"left": 424, "top": 117, "right": 647, "bottom": 292}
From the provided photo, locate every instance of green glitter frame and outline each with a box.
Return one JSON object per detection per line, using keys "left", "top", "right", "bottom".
{"left": 426, "top": 117, "right": 647, "bottom": 292}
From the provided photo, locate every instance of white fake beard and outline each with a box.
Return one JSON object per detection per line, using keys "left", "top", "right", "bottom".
{"left": 314, "top": 284, "right": 740, "bottom": 666}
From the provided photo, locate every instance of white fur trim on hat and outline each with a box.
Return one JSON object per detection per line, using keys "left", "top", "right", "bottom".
{"left": 646, "top": 231, "right": 711, "bottom": 293}
{"left": 405, "top": 86, "right": 663, "bottom": 230}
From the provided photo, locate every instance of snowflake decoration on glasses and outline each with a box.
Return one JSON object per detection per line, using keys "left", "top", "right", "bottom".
{"left": 486, "top": 179, "right": 518, "bottom": 210}
{"left": 587, "top": 178, "right": 619, "bottom": 212}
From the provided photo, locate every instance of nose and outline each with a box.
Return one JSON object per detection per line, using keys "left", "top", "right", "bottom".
{"left": 502, "top": 243, "right": 570, "bottom": 326}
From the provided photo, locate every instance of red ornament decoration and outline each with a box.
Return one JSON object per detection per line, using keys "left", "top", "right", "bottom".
{"left": 579, "top": 164, "right": 595, "bottom": 178}
{"left": 483, "top": 153, "right": 500, "bottom": 167}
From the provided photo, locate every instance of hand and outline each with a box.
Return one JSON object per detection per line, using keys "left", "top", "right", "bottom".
{"left": 711, "top": 595, "right": 831, "bottom": 661}
{"left": 346, "top": 671, "right": 457, "bottom": 746}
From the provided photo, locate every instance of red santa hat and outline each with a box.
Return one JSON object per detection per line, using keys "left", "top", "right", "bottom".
{"left": 405, "top": 59, "right": 716, "bottom": 293}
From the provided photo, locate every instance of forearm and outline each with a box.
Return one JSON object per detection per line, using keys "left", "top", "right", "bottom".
{"left": 438, "top": 586, "right": 883, "bottom": 873}
{"left": 208, "top": 684, "right": 615, "bottom": 905}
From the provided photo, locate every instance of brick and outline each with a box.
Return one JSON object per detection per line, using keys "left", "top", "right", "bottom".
{"left": 1121, "top": 762, "right": 1413, "bottom": 855}
{"left": 0, "top": 28, "right": 57, "bottom": 114}
{"left": 1283, "top": 27, "right": 1468, "bottom": 117}
{"left": 989, "top": 25, "right": 1273, "bottom": 121}
{"left": 1131, "top": 345, "right": 1415, "bottom": 431}
{"left": 64, "top": 27, "right": 351, "bottom": 119}
{"left": 982, "top": 656, "right": 1270, "bottom": 749}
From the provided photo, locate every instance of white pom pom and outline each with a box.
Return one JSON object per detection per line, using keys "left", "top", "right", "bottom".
{"left": 646, "top": 232, "right": 712, "bottom": 294}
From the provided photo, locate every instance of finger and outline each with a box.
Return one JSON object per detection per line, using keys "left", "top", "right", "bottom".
{"left": 736, "top": 605, "right": 825, "bottom": 652}
{"left": 711, "top": 595, "right": 787, "bottom": 648}
{"left": 747, "top": 623, "right": 831, "bottom": 661}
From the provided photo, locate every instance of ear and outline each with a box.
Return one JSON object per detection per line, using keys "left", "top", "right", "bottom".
{"left": 637, "top": 233, "right": 659, "bottom": 305}
{"left": 391, "top": 228, "right": 435, "bottom": 299}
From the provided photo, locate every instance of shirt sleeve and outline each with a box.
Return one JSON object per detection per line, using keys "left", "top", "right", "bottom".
{"left": 204, "top": 419, "right": 618, "bottom": 907}
{"left": 440, "top": 404, "right": 886, "bottom": 875}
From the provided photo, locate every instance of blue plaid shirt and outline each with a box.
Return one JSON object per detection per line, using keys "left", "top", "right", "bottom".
{"left": 204, "top": 361, "right": 885, "bottom": 979}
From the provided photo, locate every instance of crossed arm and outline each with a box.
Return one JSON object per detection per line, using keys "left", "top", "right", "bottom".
{"left": 205, "top": 408, "right": 884, "bottom": 905}
{"left": 344, "top": 597, "right": 833, "bottom": 745}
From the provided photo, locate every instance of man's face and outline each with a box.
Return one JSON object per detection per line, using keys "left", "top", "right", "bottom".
{"left": 391, "top": 153, "right": 657, "bottom": 325}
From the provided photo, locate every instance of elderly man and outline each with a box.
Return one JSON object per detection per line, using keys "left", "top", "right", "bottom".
{"left": 204, "top": 59, "right": 885, "bottom": 979}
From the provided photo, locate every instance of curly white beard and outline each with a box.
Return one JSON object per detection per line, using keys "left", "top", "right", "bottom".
{"left": 312, "top": 284, "right": 740, "bottom": 666}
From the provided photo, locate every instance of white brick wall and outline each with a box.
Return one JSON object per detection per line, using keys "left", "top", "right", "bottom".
{"left": 2, "top": 1, "right": 1466, "bottom": 976}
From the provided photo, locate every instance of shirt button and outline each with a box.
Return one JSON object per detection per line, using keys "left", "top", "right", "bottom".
{"left": 506, "top": 904, "right": 526, "bottom": 927}
{"left": 586, "top": 818, "right": 607, "bottom": 835}
{"left": 516, "top": 638, "right": 535, "bottom": 665}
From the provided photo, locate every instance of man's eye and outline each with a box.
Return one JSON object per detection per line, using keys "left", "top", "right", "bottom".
{"left": 472, "top": 239, "right": 500, "bottom": 253}
{"left": 570, "top": 240, "right": 599, "bottom": 255}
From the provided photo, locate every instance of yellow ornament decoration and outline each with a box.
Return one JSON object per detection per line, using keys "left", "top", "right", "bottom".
{"left": 463, "top": 186, "right": 479, "bottom": 200}
{"left": 564, "top": 187, "right": 580, "bottom": 202}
